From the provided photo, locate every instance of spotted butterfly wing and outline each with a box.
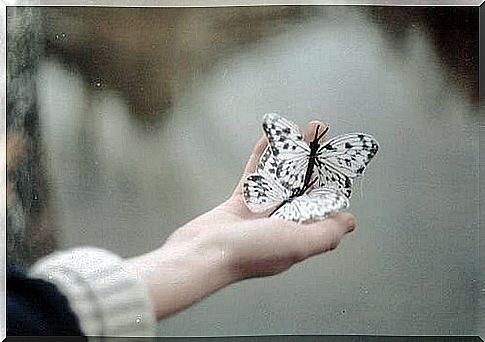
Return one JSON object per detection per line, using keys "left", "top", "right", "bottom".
{"left": 243, "top": 170, "right": 291, "bottom": 213}
{"left": 261, "top": 113, "right": 309, "bottom": 190}
{"left": 256, "top": 146, "right": 279, "bottom": 177}
{"left": 271, "top": 187, "right": 349, "bottom": 224}
{"left": 313, "top": 133, "right": 379, "bottom": 197}
{"left": 260, "top": 113, "right": 379, "bottom": 198}
{"left": 243, "top": 171, "right": 348, "bottom": 223}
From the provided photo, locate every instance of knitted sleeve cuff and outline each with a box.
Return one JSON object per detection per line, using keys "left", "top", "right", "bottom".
{"left": 29, "top": 247, "right": 157, "bottom": 337}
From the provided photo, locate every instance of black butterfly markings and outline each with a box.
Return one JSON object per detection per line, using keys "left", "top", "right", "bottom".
{"left": 257, "top": 123, "right": 328, "bottom": 188}
{"left": 243, "top": 169, "right": 349, "bottom": 223}
{"left": 268, "top": 178, "right": 318, "bottom": 216}
{"left": 261, "top": 113, "right": 379, "bottom": 199}
{"left": 264, "top": 124, "right": 345, "bottom": 217}
{"left": 302, "top": 124, "right": 329, "bottom": 190}
{"left": 314, "top": 132, "right": 379, "bottom": 197}
{"left": 243, "top": 113, "right": 379, "bottom": 223}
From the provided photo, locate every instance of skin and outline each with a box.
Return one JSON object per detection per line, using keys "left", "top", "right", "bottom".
{"left": 124, "top": 120, "right": 357, "bottom": 321}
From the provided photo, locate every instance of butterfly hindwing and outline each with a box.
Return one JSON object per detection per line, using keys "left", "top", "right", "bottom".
{"left": 275, "top": 155, "right": 309, "bottom": 190}
{"left": 313, "top": 162, "right": 353, "bottom": 198}
{"left": 271, "top": 187, "right": 349, "bottom": 223}
{"left": 243, "top": 171, "right": 290, "bottom": 213}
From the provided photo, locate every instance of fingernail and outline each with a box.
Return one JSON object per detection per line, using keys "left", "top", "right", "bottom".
{"left": 347, "top": 218, "right": 356, "bottom": 232}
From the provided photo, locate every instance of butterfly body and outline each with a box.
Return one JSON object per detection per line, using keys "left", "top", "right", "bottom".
{"left": 302, "top": 124, "right": 329, "bottom": 189}
{"left": 243, "top": 113, "right": 379, "bottom": 223}
{"left": 262, "top": 113, "right": 378, "bottom": 198}
{"left": 268, "top": 177, "right": 317, "bottom": 216}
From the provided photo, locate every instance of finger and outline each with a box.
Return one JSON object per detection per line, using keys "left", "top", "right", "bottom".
{"left": 242, "top": 135, "right": 268, "bottom": 176}
{"left": 287, "top": 212, "right": 356, "bottom": 260}
{"left": 304, "top": 120, "right": 329, "bottom": 144}
{"left": 232, "top": 135, "right": 268, "bottom": 197}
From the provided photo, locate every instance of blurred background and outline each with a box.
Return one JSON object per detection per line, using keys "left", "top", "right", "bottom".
{"left": 6, "top": 5, "right": 482, "bottom": 336}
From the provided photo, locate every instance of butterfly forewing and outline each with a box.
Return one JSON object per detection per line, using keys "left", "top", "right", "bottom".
{"left": 262, "top": 113, "right": 310, "bottom": 159}
{"left": 315, "top": 133, "right": 379, "bottom": 197}
{"left": 262, "top": 113, "right": 310, "bottom": 190}
{"left": 317, "top": 133, "right": 379, "bottom": 175}
{"left": 262, "top": 112, "right": 305, "bottom": 147}
{"left": 256, "top": 146, "right": 279, "bottom": 177}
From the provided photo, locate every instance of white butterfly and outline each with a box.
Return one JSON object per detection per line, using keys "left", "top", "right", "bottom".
{"left": 243, "top": 169, "right": 349, "bottom": 224}
{"left": 261, "top": 113, "right": 379, "bottom": 197}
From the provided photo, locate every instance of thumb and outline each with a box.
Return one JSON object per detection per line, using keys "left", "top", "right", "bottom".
{"left": 232, "top": 135, "right": 268, "bottom": 197}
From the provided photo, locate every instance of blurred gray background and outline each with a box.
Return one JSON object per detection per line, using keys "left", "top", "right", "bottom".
{"left": 13, "top": 5, "right": 483, "bottom": 336}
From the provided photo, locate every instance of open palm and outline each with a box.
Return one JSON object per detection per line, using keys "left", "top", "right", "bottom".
{"left": 126, "top": 120, "right": 357, "bottom": 320}
{"left": 167, "top": 120, "right": 356, "bottom": 279}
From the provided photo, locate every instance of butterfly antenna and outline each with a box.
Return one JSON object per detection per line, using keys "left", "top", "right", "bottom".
{"left": 317, "top": 126, "right": 329, "bottom": 141}
{"left": 302, "top": 178, "right": 318, "bottom": 193}
{"left": 313, "top": 125, "right": 320, "bottom": 143}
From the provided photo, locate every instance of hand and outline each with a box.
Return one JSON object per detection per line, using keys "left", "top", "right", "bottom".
{"left": 124, "top": 120, "right": 357, "bottom": 320}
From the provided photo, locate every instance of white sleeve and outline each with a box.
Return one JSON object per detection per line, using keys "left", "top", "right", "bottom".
{"left": 29, "top": 247, "right": 157, "bottom": 337}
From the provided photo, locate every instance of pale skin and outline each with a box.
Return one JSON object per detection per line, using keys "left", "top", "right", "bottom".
{"left": 124, "top": 120, "right": 357, "bottom": 320}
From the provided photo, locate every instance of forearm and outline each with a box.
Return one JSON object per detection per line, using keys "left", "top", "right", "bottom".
{"left": 124, "top": 239, "right": 234, "bottom": 321}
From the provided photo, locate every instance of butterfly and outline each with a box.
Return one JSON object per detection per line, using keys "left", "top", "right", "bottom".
{"left": 243, "top": 168, "right": 349, "bottom": 224}
{"left": 260, "top": 113, "right": 379, "bottom": 198}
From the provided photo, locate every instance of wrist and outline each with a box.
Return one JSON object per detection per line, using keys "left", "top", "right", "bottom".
{"left": 124, "top": 236, "right": 235, "bottom": 320}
